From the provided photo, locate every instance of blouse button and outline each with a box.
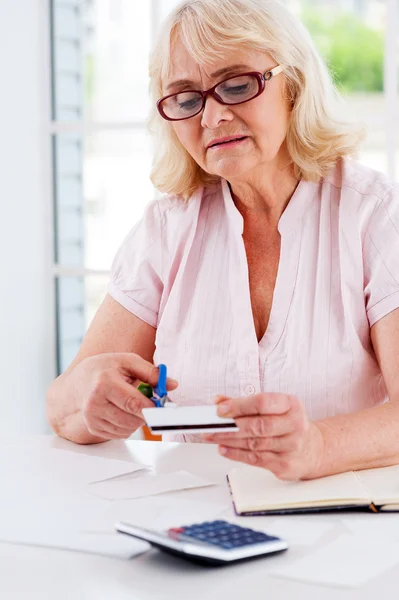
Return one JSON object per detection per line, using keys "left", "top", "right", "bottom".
{"left": 245, "top": 384, "right": 256, "bottom": 395}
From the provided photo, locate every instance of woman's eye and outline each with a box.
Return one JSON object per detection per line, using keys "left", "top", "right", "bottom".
{"left": 179, "top": 98, "right": 200, "bottom": 109}
{"left": 223, "top": 84, "right": 249, "bottom": 95}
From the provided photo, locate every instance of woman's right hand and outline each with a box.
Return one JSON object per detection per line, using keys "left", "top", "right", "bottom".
{"left": 71, "top": 353, "right": 178, "bottom": 440}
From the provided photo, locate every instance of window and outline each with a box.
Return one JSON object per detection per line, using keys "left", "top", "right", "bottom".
{"left": 294, "top": 0, "right": 397, "bottom": 177}
{"left": 50, "top": 0, "right": 399, "bottom": 374}
{"left": 51, "top": 0, "right": 158, "bottom": 372}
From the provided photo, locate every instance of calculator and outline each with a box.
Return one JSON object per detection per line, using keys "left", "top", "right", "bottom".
{"left": 115, "top": 519, "right": 288, "bottom": 566}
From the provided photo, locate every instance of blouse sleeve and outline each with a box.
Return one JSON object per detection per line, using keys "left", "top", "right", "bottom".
{"left": 107, "top": 200, "right": 164, "bottom": 328}
{"left": 364, "top": 186, "right": 399, "bottom": 327}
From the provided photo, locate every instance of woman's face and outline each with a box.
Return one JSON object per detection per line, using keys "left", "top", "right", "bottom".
{"left": 163, "top": 40, "right": 291, "bottom": 182}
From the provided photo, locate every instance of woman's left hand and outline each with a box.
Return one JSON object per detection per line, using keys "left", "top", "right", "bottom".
{"left": 204, "top": 393, "right": 325, "bottom": 481}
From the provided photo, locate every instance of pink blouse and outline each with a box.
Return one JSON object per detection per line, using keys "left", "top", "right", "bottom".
{"left": 107, "top": 157, "right": 399, "bottom": 440}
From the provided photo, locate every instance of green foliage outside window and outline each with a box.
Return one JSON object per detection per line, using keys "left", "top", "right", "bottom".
{"left": 302, "top": 10, "right": 384, "bottom": 93}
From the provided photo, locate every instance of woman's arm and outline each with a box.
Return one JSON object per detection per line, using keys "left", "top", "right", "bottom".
{"left": 314, "top": 306, "right": 399, "bottom": 476}
{"left": 46, "top": 294, "right": 159, "bottom": 444}
{"left": 315, "top": 402, "right": 399, "bottom": 476}
{"left": 205, "top": 309, "right": 399, "bottom": 480}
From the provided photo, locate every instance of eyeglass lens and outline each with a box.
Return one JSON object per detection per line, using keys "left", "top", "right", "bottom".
{"left": 161, "top": 74, "right": 260, "bottom": 120}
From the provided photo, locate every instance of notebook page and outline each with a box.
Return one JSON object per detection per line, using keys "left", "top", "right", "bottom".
{"left": 228, "top": 465, "right": 371, "bottom": 513}
{"left": 355, "top": 463, "right": 399, "bottom": 506}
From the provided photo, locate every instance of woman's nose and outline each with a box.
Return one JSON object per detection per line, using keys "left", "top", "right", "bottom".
{"left": 200, "top": 95, "right": 234, "bottom": 129}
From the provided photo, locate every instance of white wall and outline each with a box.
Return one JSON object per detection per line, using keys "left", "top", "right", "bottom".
{"left": 0, "top": 0, "right": 55, "bottom": 434}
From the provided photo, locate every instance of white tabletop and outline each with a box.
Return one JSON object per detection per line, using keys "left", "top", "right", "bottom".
{"left": 0, "top": 435, "right": 397, "bottom": 599}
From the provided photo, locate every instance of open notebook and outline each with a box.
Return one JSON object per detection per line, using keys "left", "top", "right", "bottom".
{"left": 227, "top": 463, "right": 399, "bottom": 515}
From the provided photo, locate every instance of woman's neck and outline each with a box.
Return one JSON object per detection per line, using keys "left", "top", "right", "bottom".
{"left": 228, "top": 157, "right": 299, "bottom": 226}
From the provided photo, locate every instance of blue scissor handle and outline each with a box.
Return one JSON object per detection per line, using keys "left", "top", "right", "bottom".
{"left": 154, "top": 364, "right": 167, "bottom": 401}
{"left": 151, "top": 398, "right": 164, "bottom": 408}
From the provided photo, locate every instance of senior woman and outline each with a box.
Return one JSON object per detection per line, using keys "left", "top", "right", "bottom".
{"left": 47, "top": 0, "right": 399, "bottom": 482}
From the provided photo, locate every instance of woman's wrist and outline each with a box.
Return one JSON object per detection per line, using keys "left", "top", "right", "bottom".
{"left": 302, "top": 421, "right": 327, "bottom": 480}
{"left": 47, "top": 373, "right": 101, "bottom": 444}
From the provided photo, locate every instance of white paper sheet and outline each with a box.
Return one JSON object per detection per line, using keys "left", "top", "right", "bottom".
{"left": 0, "top": 446, "right": 149, "bottom": 485}
{"left": 78, "top": 494, "right": 228, "bottom": 535}
{"left": 342, "top": 514, "right": 399, "bottom": 540}
{"left": 88, "top": 470, "right": 215, "bottom": 500}
{"left": 0, "top": 529, "right": 149, "bottom": 559}
{"left": 150, "top": 498, "right": 228, "bottom": 529}
{"left": 264, "top": 516, "right": 336, "bottom": 546}
{"left": 0, "top": 445, "right": 150, "bottom": 557}
{"left": 269, "top": 534, "right": 399, "bottom": 588}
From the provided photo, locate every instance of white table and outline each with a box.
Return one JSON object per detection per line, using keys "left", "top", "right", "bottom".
{"left": 0, "top": 435, "right": 397, "bottom": 599}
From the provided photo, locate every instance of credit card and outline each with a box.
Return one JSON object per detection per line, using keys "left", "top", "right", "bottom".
{"left": 142, "top": 405, "right": 238, "bottom": 434}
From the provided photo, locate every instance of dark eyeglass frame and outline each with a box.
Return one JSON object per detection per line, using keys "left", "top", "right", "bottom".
{"left": 157, "top": 65, "right": 284, "bottom": 122}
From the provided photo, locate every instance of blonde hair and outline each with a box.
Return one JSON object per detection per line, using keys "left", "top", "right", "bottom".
{"left": 148, "top": 0, "right": 365, "bottom": 200}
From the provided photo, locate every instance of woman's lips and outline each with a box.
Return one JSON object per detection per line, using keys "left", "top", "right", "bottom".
{"left": 208, "top": 136, "right": 248, "bottom": 150}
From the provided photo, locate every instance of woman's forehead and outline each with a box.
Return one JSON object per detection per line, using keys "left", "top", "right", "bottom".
{"left": 165, "top": 40, "right": 268, "bottom": 87}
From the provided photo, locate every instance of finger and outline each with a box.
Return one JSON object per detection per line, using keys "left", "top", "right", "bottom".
{"left": 117, "top": 354, "right": 178, "bottom": 389}
{"left": 218, "top": 447, "right": 301, "bottom": 481}
{"left": 87, "top": 419, "right": 135, "bottom": 440}
{"left": 218, "top": 445, "right": 280, "bottom": 468}
{"left": 206, "top": 413, "right": 295, "bottom": 440}
{"left": 92, "top": 429, "right": 132, "bottom": 440}
{"left": 107, "top": 380, "right": 156, "bottom": 416}
{"left": 102, "top": 402, "right": 145, "bottom": 431}
{"left": 235, "top": 414, "right": 296, "bottom": 437}
{"left": 209, "top": 433, "right": 301, "bottom": 453}
{"left": 216, "top": 393, "right": 293, "bottom": 418}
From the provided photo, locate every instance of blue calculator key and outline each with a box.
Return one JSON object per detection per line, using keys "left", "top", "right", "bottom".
{"left": 232, "top": 540, "right": 253, "bottom": 548}
{"left": 172, "top": 520, "right": 280, "bottom": 550}
{"left": 211, "top": 522, "right": 227, "bottom": 530}
{"left": 254, "top": 533, "right": 270, "bottom": 540}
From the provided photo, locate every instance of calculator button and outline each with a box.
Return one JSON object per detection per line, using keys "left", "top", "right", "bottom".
{"left": 253, "top": 533, "right": 270, "bottom": 540}
{"left": 220, "top": 542, "right": 235, "bottom": 549}
{"left": 168, "top": 527, "right": 184, "bottom": 534}
{"left": 167, "top": 527, "right": 185, "bottom": 540}
{"left": 232, "top": 540, "right": 253, "bottom": 548}
{"left": 170, "top": 520, "right": 280, "bottom": 550}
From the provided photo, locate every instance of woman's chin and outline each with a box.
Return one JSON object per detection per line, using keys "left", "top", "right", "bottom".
{"left": 207, "top": 157, "right": 254, "bottom": 180}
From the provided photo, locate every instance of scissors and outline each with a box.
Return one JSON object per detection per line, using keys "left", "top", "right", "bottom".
{"left": 137, "top": 364, "right": 171, "bottom": 407}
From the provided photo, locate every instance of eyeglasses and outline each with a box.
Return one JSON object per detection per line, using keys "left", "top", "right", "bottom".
{"left": 157, "top": 65, "right": 284, "bottom": 122}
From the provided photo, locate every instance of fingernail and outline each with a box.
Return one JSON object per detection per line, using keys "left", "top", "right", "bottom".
{"left": 215, "top": 395, "right": 229, "bottom": 404}
{"left": 168, "top": 378, "right": 178, "bottom": 385}
{"left": 217, "top": 402, "right": 231, "bottom": 416}
{"left": 219, "top": 446, "right": 227, "bottom": 455}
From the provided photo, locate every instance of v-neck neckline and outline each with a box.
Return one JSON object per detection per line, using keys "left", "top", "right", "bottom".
{"left": 222, "top": 177, "right": 317, "bottom": 357}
